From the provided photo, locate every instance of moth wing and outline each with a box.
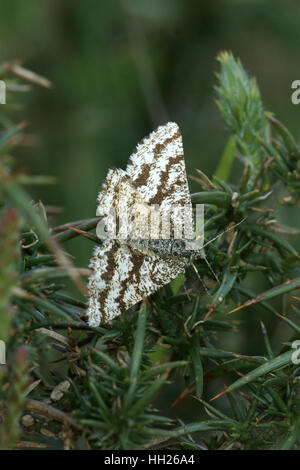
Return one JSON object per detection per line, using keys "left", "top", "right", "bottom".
{"left": 126, "top": 122, "right": 193, "bottom": 239}
{"left": 126, "top": 122, "right": 191, "bottom": 207}
{"left": 87, "top": 239, "right": 186, "bottom": 326}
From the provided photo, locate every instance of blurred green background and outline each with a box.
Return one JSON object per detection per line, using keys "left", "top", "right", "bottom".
{"left": 1, "top": 0, "right": 300, "bottom": 267}
{"left": 2, "top": 0, "right": 300, "bottom": 420}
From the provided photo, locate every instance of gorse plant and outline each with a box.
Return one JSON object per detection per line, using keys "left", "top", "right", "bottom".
{"left": 0, "top": 52, "right": 300, "bottom": 450}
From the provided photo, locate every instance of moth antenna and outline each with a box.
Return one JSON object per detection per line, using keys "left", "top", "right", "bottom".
{"left": 191, "top": 219, "right": 246, "bottom": 284}
{"left": 202, "top": 217, "right": 246, "bottom": 250}
{"left": 190, "top": 260, "right": 211, "bottom": 295}
{"left": 199, "top": 252, "right": 219, "bottom": 283}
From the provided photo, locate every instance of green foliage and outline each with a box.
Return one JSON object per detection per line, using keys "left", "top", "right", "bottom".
{"left": 1, "top": 52, "right": 300, "bottom": 450}
{"left": 215, "top": 51, "right": 268, "bottom": 173}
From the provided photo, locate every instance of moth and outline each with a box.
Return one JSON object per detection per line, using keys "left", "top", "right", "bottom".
{"left": 87, "top": 122, "right": 203, "bottom": 326}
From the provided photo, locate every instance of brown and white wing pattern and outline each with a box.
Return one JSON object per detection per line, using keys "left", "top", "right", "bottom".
{"left": 87, "top": 122, "right": 193, "bottom": 325}
{"left": 126, "top": 122, "right": 191, "bottom": 207}
{"left": 87, "top": 240, "right": 186, "bottom": 326}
